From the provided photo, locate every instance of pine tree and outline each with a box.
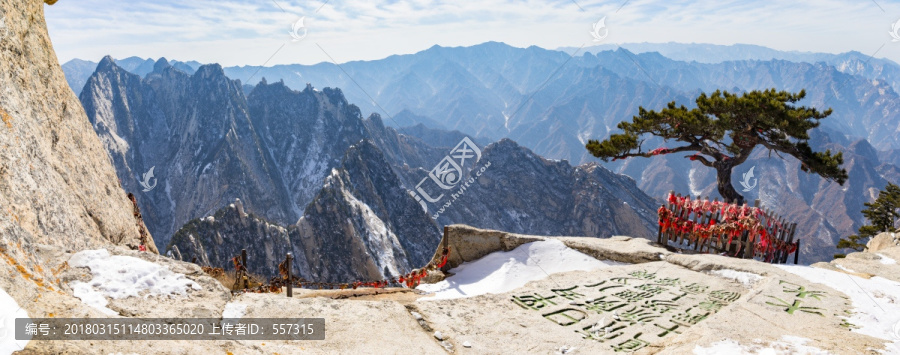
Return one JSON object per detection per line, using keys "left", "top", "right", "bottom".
{"left": 585, "top": 89, "right": 847, "bottom": 203}
{"left": 836, "top": 183, "right": 900, "bottom": 253}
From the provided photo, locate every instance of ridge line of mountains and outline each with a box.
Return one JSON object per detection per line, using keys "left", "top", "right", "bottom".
{"left": 78, "top": 54, "right": 657, "bottom": 282}
{"left": 67, "top": 41, "right": 900, "bottom": 279}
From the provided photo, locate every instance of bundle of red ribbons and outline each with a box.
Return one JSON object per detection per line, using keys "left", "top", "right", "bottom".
{"left": 657, "top": 193, "right": 797, "bottom": 260}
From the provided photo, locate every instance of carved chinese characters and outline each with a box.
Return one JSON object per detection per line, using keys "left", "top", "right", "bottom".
{"left": 511, "top": 270, "right": 743, "bottom": 352}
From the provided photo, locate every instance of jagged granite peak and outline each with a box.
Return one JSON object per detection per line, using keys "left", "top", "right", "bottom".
{"left": 97, "top": 55, "right": 117, "bottom": 71}
{"left": 167, "top": 199, "right": 293, "bottom": 277}
{"left": 292, "top": 140, "right": 433, "bottom": 282}
{"left": 80, "top": 57, "right": 293, "bottom": 247}
{"left": 169, "top": 140, "right": 440, "bottom": 282}
{"left": 326, "top": 139, "right": 441, "bottom": 268}
{"left": 0, "top": 0, "right": 157, "bottom": 291}
{"left": 82, "top": 57, "right": 414, "bottom": 250}
{"left": 152, "top": 57, "right": 171, "bottom": 73}
{"left": 247, "top": 79, "right": 369, "bottom": 217}
{"left": 361, "top": 113, "right": 451, "bottom": 173}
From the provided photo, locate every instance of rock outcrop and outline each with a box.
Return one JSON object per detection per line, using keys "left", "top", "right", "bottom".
{"left": 8, "top": 223, "right": 900, "bottom": 354}
{"left": 409, "top": 225, "right": 899, "bottom": 354}
{"left": 1, "top": 1, "right": 157, "bottom": 352}
{"left": 0, "top": 0, "right": 156, "bottom": 285}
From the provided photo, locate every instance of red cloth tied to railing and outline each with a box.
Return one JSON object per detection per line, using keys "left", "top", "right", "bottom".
{"left": 657, "top": 193, "right": 798, "bottom": 260}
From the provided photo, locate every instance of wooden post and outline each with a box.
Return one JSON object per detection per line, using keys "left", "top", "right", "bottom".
{"left": 241, "top": 249, "right": 249, "bottom": 288}
{"left": 693, "top": 197, "right": 709, "bottom": 251}
{"left": 774, "top": 217, "right": 787, "bottom": 263}
{"left": 782, "top": 223, "right": 797, "bottom": 264}
{"left": 286, "top": 252, "right": 293, "bottom": 298}
{"left": 794, "top": 239, "right": 800, "bottom": 264}
{"left": 657, "top": 204, "right": 664, "bottom": 245}
{"left": 741, "top": 202, "right": 754, "bottom": 259}
{"left": 744, "top": 200, "right": 760, "bottom": 259}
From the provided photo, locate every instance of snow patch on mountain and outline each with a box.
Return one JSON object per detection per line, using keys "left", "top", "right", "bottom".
{"left": 416, "top": 240, "right": 620, "bottom": 300}
{"left": 342, "top": 188, "right": 405, "bottom": 278}
{"left": 0, "top": 287, "right": 30, "bottom": 355}
{"left": 68, "top": 250, "right": 201, "bottom": 315}
{"left": 693, "top": 335, "right": 832, "bottom": 355}
{"left": 777, "top": 264, "right": 900, "bottom": 350}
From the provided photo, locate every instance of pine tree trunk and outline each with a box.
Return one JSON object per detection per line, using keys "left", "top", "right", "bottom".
{"left": 715, "top": 162, "right": 743, "bottom": 204}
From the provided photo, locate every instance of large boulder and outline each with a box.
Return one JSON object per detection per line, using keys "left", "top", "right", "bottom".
{"left": 866, "top": 232, "right": 900, "bottom": 253}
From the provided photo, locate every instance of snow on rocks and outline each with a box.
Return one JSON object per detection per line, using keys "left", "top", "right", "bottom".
{"left": 693, "top": 335, "right": 832, "bottom": 355}
{"left": 878, "top": 254, "right": 897, "bottom": 265}
{"left": 222, "top": 302, "right": 247, "bottom": 319}
{"left": 777, "top": 264, "right": 900, "bottom": 351}
{"left": 416, "top": 240, "right": 619, "bottom": 300}
{"left": 708, "top": 269, "right": 764, "bottom": 287}
{"left": 69, "top": 281, "right": 117, "bottom": 316}
{"left": 68, "top": 249, "right": 201, "bottom": 315}
{"left": 0, "top": 287, "right": 29, "bottom": 355}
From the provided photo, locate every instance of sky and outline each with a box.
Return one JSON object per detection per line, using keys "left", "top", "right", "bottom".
{"left": 43, "top": 0, "right": 900, "bottom": 67}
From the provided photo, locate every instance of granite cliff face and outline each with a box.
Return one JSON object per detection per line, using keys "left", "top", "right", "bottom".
{"left": 291, "top": 140, "right": 441, "bottom": 282}
{"left": 0, "top": 0, "right": 156, "bottom": 279}
{"left": 0, "top": 1, "right": 158, "bottom": 340}
{"left": 170, "top": 140, "right": 440, "bottom": 282}
{"left": 80, "top": 61, "right": 371, "bottom": 247}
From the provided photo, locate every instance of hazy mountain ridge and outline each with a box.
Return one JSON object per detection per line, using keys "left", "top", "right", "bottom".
{"left": 62, "top": 43, "right": 900, "bottom": 153}
{"left": 572, "top": 43, "right": 900, "bottom": 93}
{"left": 430, "top": 139, "right": 658, "bottom": 239}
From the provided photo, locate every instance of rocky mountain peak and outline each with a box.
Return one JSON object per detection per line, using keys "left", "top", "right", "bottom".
{"left": 97, "top": 55, "right": 117, "bottom": 71}
{"left": 152, "top": 57, "right": 171, "bottom": 73}
{"left": 192, "top": 63, "right": 229, "bottom": 83}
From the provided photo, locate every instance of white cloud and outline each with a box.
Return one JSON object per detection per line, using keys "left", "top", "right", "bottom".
{"left": 43, "top": 0, "right": 900, "bottom": 66}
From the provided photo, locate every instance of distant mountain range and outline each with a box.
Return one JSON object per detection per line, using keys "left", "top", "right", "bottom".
{"left": 62, "top": 42, "right": 900, "bottom": 152}
{"left": 65, "top": 42, "right": 900, "bottom": 265}
{"left": 78, "top": 56, "right": 657, "bottom": 282}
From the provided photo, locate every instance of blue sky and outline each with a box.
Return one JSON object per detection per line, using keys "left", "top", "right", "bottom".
{"left": 44, "top": 0, "right": 900, "bottom": 66}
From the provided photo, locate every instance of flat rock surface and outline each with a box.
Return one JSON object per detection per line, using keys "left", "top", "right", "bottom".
{"left": 412, "top": 262, "right": 880, "bottom": 354}
{"left": 5, "top": 226, "right": 900, "bottom": 354}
